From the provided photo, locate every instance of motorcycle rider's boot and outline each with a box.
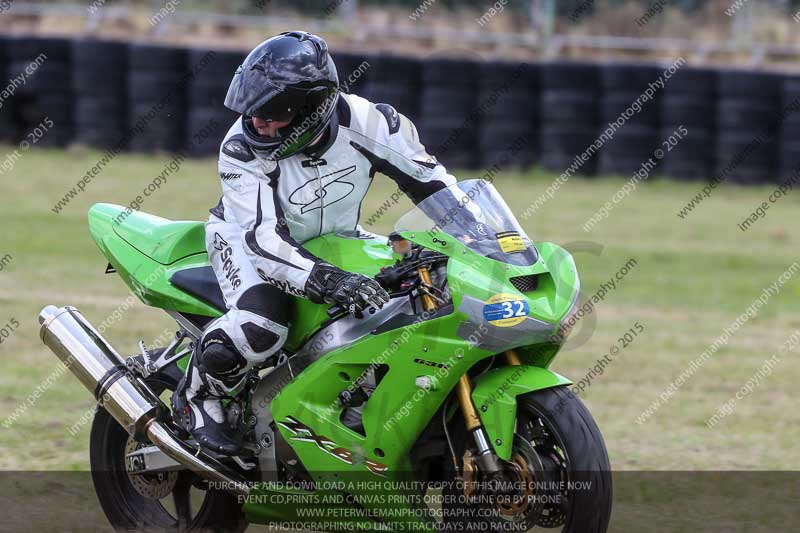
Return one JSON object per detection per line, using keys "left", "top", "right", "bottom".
{"left": 172, "top": 341, "right": 249, "bottom": 456}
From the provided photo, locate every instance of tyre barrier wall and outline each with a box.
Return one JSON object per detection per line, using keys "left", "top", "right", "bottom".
{"left": 0, "top": 34, "right": 796, "bottom": 185}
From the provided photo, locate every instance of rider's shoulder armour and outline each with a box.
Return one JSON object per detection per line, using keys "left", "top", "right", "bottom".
{"left": 222, "top": 134, "right": 255, "bottom": 163}
{"left": 375, "top": 103, "right": 401, "bottom": 135}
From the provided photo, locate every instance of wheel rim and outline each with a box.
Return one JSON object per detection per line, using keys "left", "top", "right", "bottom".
{"left": 98, "top": 373, "right": 222, "bottom": 530}
{"left": 516, "top": 401, "right": 571, "bottom": 529}
{"left": 440, "top": 400, "right": 573, "bottom": 531}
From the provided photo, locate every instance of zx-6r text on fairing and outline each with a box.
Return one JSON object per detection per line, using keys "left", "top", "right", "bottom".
{"left": 39, "top": 179, "right": 612, "bottom": 532}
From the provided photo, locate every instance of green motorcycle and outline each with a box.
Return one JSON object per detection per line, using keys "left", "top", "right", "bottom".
{"left": 38, "top": 179, "right": 611, "bottom": 532}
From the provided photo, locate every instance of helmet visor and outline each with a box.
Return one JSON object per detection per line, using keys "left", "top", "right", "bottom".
{"left": 227, "top": 71, "right": 336, "bottom": 120}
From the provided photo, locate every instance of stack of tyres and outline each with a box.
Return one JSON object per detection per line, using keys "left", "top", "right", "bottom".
{"left": 72, "top": 39, "right": 127, "bottom": 150}
{"left": 598, "top": 63, "right": 661, "bottom": 176}
{"left": 184, "top": 48, "right": 243, "bottom": 157}
{"left": 540, "top": 62, "right": 600, "bottom": 175}
{"left": 127, "top": 43, "right": 187, "bottom": 153}
{"left": 715, "top": 69, "right": 781, "bottom": 184}
{"left": 419, "top": 57, "right": 479, "bottom": 170}
{"left": 477, "top": 61, "right": 540, "bottom": 170}
{"left": 779, "top": 75, "right": 800, "bottom": 181}
{"left": 365, "top": 53, "right": 422, "bottom": 126}
{"left": 658, "top": 67, "right": 716, "bottom": 181}
{"left": 7, "top": 36, "right": 73, "bottom": 147}
{"left": 0, "top": 36, "right": 13, "bottom": 142}
{"left": 331, "top": 51, "right": 373, "bottom": 98}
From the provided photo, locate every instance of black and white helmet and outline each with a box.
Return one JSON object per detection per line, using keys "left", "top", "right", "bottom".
{"left": 224, "top": 31, "right": 339, "bottom": 160}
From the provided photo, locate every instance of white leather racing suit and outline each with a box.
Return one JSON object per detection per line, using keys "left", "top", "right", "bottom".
{"left": 203, "top": 92, "right": 457, "bottom": 367}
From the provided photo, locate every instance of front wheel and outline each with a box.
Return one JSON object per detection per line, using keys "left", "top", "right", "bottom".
{"left": 89, "top": 361, "right": 247, "bottom": 532}
{"left": 441, "top": 386, "right": 612, "bottom": 532}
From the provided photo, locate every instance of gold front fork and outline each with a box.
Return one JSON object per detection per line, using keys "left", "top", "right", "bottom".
{"left": 458, "top": 350, "right": 520, "bottom": 432}
{"left": 418, "top": 265, "right": 506, "bottom": 472}
{"left": 505, "top": 349, "right": 522, "bottom": 366}
{"left": 417, "top": 265, "right": 482, "bottom": 432}
{"left": 417, "top": 265, "right": 437, "bottom": 312}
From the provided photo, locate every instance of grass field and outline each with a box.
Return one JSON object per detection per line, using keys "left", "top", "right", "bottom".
{"left": 1, "top": 144, "right": 799, "bottom": 475}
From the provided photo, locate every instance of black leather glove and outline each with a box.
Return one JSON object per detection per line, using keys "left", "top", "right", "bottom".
{"left": 305, "top": 262, "right": 390, "bottom": 315}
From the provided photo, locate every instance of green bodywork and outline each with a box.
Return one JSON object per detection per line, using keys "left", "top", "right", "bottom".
{"left": 87, "top": 203, "right": 578, "bottom": 530}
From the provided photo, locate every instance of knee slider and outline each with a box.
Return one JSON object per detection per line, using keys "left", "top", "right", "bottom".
{"left": 198, "top": 328, "right": 246, "bottom": 376}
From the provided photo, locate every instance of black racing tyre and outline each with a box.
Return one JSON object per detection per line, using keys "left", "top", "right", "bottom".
{"left": 18, "top": 94, "right": 73, "bottom": 124}
{"left": 8, "top": 60, "right": 71, "bottom": 94}
{"left": 597, "top": 157, "right": 654, "bottom": 177}
{"left": 780, "top": 113, "right": 800, "bottom": 139}
{"left": 0, "top": 105, "right": 16, "bottom": 141}
{"left": 422, "top": 87, "right": 477, "bottom": 117}
{"left": 72, "top": 38, "right": 127, "bottom": 66}
{"left": 7, "top": 36, "right": 71, "bottom": 61}
{"left": 76, "top": 127, "right": 128, "bottom": 150}
{"left": 440, "top": 386, "right": 612, "bottom": 532}
{"left": 187, "top": 78, "right": 231, "bottom": 108}
{"left": 480, "top": 61, "right": 540, "bottom": 93}
{"left": 779, "top": 141, "right": 800, "bottom": 180}
{"left": 479, "top": 91, "right": 540, "bottom": 123}
{"left": 128, "top": 71, "right": 187, "bottom": 102}
{"left": 185, "top": 108, "right": 236, "bottom": 156}
{"left": 366, "top": 83, "right": 421, "bottom": 124}
{"left": 780, "top": 79, "right": 800, "bottom": 138}
{"left": 716, "top": 130, "right": 777, "bottom": 184}
{"left": 718, "top": 69, "right": 781, "bottom": 99}
{"left": 422, "top": 57, "right": 477, "bottom": 88}
{"left": 661, "top": 94, "right": 715, "bottom": 129}
{"left": 541, "top": 92, "right": 597, "bottom": 125}
{"left": 128, "top": 135, "right": 184, "bottom": 154}
{"left": 89, "top": 360, "right": 247, "bottom": 532}
{"left": 479, "top": 123, "right": 536, "bottom": 168}
{"left": 600, "top": 93, "right": 659, "bottom": 127}
{"left": 598, "top": 125, "right": 658, "bottom": 157}
{"left": 660, "top": 160, "right": 713, "bottom": 181}
{"left": 73, "top": 67, "right": 126, "bottom": 97}
{"left": 128, "top": 43, "right": 187, "bottom": 71}
{"left": 331, "top": 51, "right": 375, "bottom": 94}
{"left": 600, "top": 63, "right": 661, "bottom": 92}
{"left": 75, "top": 97, "right": 126, "bottom": 124}
{"left": 370, "top": 53, "right": 422, "bottom": 83}
{"left": 658, "top": 128, "right": 713, "bottom": 181}
{"left": 541, "top": 62, "right": 599, "bottom": 91}
{"left": 541, "top": 125, "right": 597, "bottom": 175}
{"left": 782, "top": 78, "right": 800, "bottom": 105}
{"left": 188, "top": 48, "right": 244, "bottom": 77}
{"left": 597, "top": 126, "right": 659, "bottom": 176}
{"left": 718, "top": 99, "right": 778, "bottom": 131}
{"left": 662, "top": 66, "right": 716, "bottom": 95}
{"left": 130, "top": 101, "right": 185, "bottom": 129}
{"left": 419, "top": 117, "right": 478, "bottom": 168}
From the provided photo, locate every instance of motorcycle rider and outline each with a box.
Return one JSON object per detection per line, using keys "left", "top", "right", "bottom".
{"left": 173, "top": 31, "right": 458, "bottom": 454}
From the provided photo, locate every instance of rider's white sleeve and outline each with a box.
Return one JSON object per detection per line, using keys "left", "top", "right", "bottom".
{"left": 346, "top": 98, "right": 457, "bottom": 204}
{"left": 218, "top": 156, "right": 319, "bottom": 298}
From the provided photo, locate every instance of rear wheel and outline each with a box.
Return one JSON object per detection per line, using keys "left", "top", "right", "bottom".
{"left": 440, "top": 386, "right": 612, "bottom": 532}
{"left": 89, "top": 359, "right": 247, "bottom": 532}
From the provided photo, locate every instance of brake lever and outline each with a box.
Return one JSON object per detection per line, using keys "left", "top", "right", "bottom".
{"left": 326, "top": 304, "right": 346, "bottom": 318}
{"left": 326, "top": 303, "right": 365, "bottom": 319}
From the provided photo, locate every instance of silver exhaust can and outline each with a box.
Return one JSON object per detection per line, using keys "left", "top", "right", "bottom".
{"left": 38, "top": 305, "right": 164, "bottom": 440}
{"left": 38, "top": 305, "right": 251, "bottom": 497}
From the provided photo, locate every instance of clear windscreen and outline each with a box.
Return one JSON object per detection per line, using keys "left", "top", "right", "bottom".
{"left": 395, "top": 179, "right": 539, "bottom": 266}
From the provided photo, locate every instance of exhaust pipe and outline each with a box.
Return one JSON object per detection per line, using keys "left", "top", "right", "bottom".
{"left": 39, "top": 305, "right": 250, "bottom": 497}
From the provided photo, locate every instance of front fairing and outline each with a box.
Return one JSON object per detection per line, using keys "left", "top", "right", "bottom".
{"left": 398, "top": 229, "right": 580, "bottom": 354}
